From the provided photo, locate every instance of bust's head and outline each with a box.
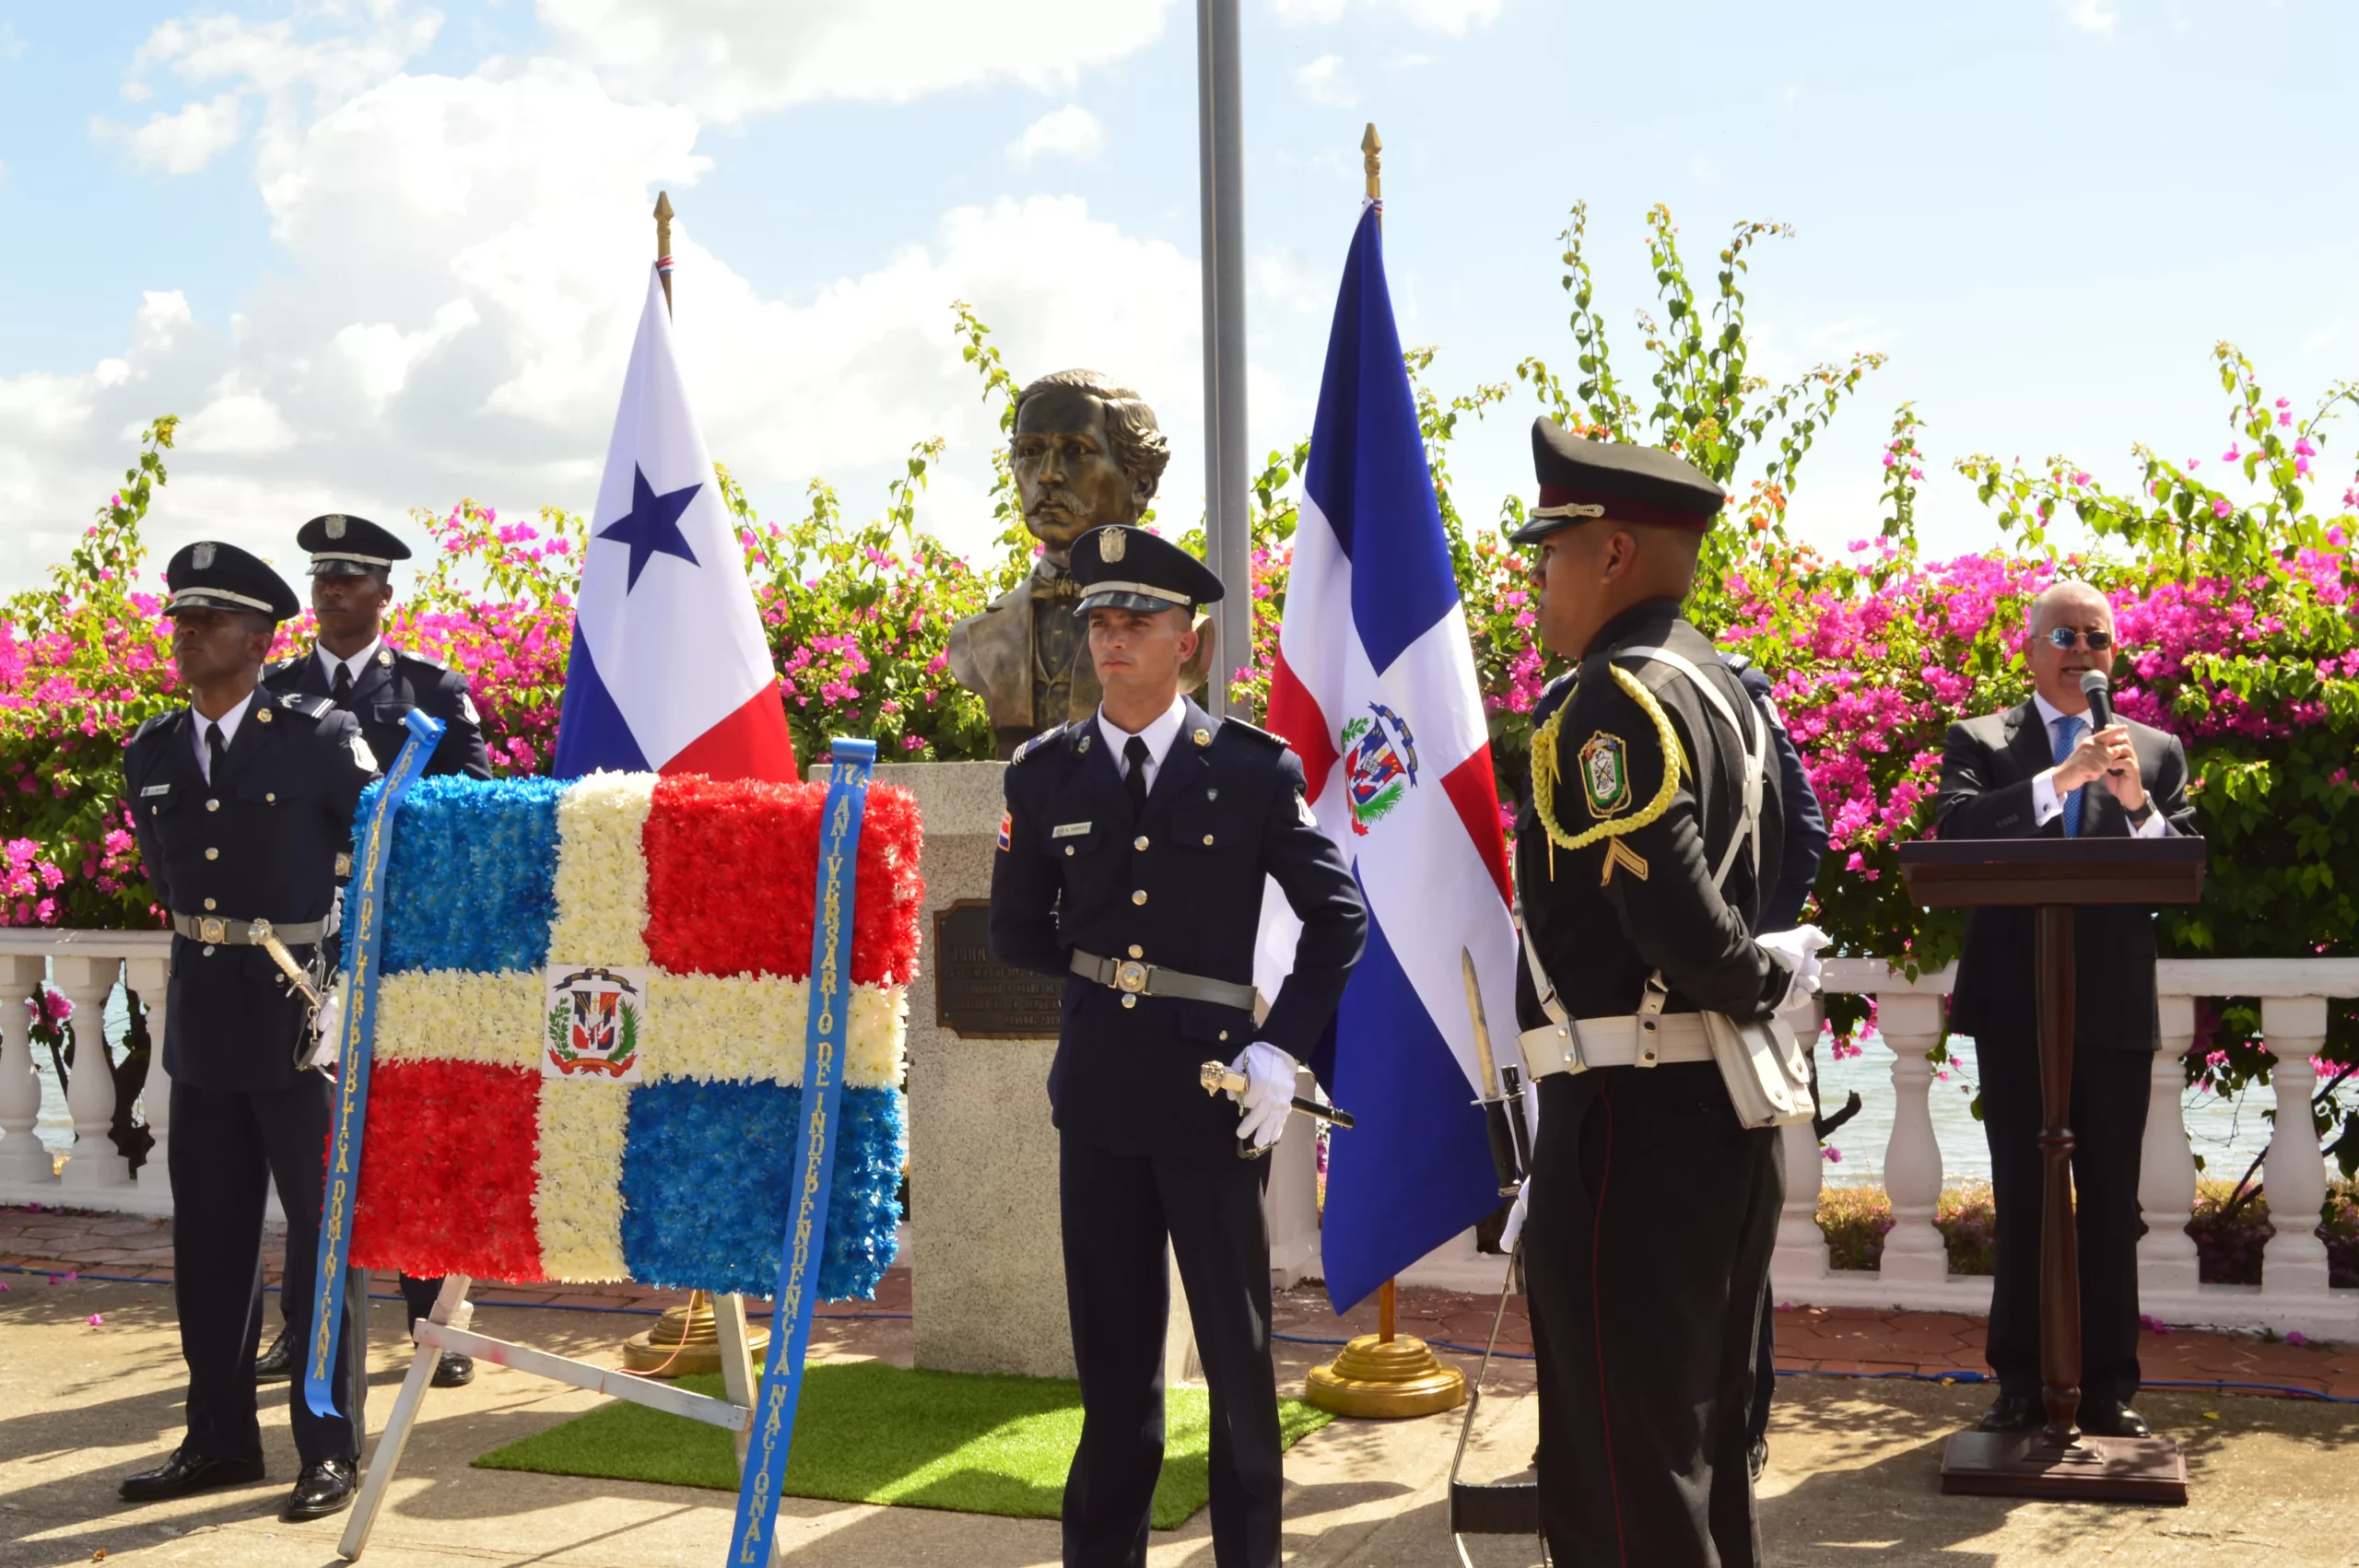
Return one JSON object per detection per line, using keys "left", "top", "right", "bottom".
{"left": 1010, "top": 370, "right": 1170, "bottom": 556}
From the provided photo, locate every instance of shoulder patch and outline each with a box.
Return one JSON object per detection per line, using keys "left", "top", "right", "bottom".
{"left": 279, "top": 693, "right": 334, "bottom": 719}
{"left": 1216, "top": 718, "right": 1287, "bottom": 750}
{"left": 1010, "top": 723, "right": 1070, "bottom": 766}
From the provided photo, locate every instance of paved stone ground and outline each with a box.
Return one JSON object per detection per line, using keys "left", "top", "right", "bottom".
{"left": 7, "top": 1205, "right": 2359, "bottom": 1565}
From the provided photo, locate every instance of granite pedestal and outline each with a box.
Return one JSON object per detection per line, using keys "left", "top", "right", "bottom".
{"left": 877, "top": 761, "right": 1196, "bottom": 1385}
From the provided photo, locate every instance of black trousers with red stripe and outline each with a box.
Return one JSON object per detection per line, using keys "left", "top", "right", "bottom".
{"left": 1525, "top": 1064, "right": 1781, "bottom": 1568}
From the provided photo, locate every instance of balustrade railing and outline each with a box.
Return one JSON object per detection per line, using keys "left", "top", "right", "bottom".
{"left": 4, "top": 926, "right": 2352, "bottom": 1335}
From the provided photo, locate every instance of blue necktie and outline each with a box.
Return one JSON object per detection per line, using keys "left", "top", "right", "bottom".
{"left": 2052, "top": 715, "right": 2086, "bottom": 837}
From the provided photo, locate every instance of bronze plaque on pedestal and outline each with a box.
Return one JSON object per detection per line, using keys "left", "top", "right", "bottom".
{"left": 933, "top": 900, "right": 1062, "bottom": 1038}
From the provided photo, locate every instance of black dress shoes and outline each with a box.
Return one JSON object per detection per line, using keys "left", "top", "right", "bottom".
{"left": 431, "top": 1351, "right": 475, "bottom": 1388}
{"left": 253, "top": 1327, "right": 296, "bottom": 1383}
{"left": 1975, "top": 1392, "right": 2044, "bottom": 1433}
{"left": 120, "top": 1448, "right": 265, "bottom": 1503}
{"left": 2081, "top": 1402, "right": 2153, "bottom": 1438}
{"left": 281, "top": 1458, "right": 358, "bottom": 1522}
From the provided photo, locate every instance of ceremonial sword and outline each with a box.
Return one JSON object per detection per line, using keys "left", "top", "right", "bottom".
{"left": 1198, "top": 1061, "right": 1356, "bottom": 1161}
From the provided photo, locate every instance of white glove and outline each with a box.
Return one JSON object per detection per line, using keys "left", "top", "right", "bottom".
{"left": 1228, "top": 1042, "right": 1297, "bottom": 1152}
{"left": 1755, "top": 925, "right": 1832, "bottom": 1012}
{"left": 311, "top": 986, "right": 345, "bottom": 1071}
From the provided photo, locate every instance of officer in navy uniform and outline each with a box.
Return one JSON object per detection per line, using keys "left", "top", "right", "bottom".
{"left": 990, "top": 525, "right": 1367, "bottom": 1568}
{"left": 118, "top": 542, "right": 376, "bottom": 1523}
{"left": 1508, "top": 421, "right": 1828, "bottom": 1566}
{"left": 252, "top": 512, "right": 489, "bottom": 1389}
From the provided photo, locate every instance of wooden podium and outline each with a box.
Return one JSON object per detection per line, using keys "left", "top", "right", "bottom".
{"left": 1897, "top": 837, "right": 2204, "bottom": 1504}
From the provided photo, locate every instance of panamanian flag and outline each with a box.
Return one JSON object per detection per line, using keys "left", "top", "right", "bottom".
{"left": 553, "top": 262, "right": 799, "bottom": 782}
{"left": 1262, "top": 201, "right": 1520, "bottom": 1312}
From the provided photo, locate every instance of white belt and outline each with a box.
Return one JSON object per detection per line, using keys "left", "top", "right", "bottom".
{"left": 1518, "top": 1012, "right": 1715, "bottom": 1078}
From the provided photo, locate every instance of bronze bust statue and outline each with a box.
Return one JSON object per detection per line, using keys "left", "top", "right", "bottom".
{"left": 947, "top": 369, "right": 1211, "bottom": 758}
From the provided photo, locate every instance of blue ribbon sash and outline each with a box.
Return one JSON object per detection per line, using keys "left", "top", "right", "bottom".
{"left": 305, "top": 708, "right": 448, "bottom": 1420}
{"left": 731, "top": 738, "right": 876, "bottom": 1564}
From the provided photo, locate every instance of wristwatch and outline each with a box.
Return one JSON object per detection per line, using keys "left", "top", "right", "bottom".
{"left": 2126, "top": 801, "right": 2155, "bottom": 827}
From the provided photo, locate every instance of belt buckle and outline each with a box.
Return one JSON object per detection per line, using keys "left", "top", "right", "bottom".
{"left": 1114, "top": 960, "right": 1149, "bottom": 994}
{"left": 198, "top": 917, "right": 226, "bottom": 945}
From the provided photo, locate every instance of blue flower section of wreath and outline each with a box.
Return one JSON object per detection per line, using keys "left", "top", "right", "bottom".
{"left": 348, "top": 777, "right": 565, "bottom": 975}
{"left": 618, "top": 1081, "right": 906, "bottom": 1301}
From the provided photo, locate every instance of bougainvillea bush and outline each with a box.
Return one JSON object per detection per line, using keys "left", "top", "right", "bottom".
{"left": 6, "top": 207, "right": 2353, "bottom": 1169}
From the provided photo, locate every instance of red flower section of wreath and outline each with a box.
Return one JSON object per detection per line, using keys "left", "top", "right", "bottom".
{"left": 641, "top": 775, "right": 923, "bottom": 984}
{"left": 351, "top": 1059, "right": 544, "bottom": 1281}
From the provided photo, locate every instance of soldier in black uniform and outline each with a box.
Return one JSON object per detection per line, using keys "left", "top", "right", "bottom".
{"left": 990, "top": 526, "right": 1366, "bottom": 1568}
{"left": 117, "top": 542, "right": 377, "bottom": 1523}
{"left": 252, "top": 512, "right": 489, "bottom": 1389}
{"left": 1508, "top": 422, "right": 1828, "bottom": 1566}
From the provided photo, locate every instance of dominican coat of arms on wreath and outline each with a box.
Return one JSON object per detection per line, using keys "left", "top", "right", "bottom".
{"left": 542, "top": 965, "right": 651, "bottom": 1082}
{"left": 1338, "top": 701, "right": 1420, "bottom": 836}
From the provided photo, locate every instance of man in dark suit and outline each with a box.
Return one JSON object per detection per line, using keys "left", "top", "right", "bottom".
{"left": 991, "top": 524, "right": 1366, "bottom": 1568}
{"left": 255, "top": 512, "right": 490, "bottom": 1389}
{"left": 118, "top": 542, "right": 377, "bottom": 1522}
{"left": 1934, "top": 579, "right": 2198, "bottom": 1439}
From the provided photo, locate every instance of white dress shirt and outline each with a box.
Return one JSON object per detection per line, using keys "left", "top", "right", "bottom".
{"left": 2028, "top": 690, "right": 2165, "bottom": 837}
{"left": 1096, "top": 695, "right": 1189, "bottom": 793}
{"left": 190, "top": 689, "right": 258, "bottom": 785}
{"left": 316, "top": 637, "right": 384, "bottom": 690}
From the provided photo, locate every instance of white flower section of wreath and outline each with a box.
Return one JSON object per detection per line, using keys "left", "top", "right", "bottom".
{"left": 370, "top": 970, "right": 544, "bottom": 1071}
{"left": 534, "top": 1078, "right": 632, "bottom": 1281}
{"left": 546, "top": 771, "right": 657, "bottom": 967}
{"left": 644, "top": 973, "right": 906, "bottom": 1088}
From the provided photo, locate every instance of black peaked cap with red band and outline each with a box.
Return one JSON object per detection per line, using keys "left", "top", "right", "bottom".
{"left": 1508, "top": 418, "right": 1727, "bottom": 545}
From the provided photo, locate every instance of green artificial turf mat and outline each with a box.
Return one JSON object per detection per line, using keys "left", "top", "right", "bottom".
{"left": 474, "top": 1362, "right": 1332, "bottom": 1529}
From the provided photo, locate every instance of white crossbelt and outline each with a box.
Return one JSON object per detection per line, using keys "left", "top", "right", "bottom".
{"left": 1517, "top": 1012, "right": 1715, "bottom": 1077}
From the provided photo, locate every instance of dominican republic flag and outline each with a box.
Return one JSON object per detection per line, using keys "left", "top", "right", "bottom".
{"left": 1262, "top": 202, "right": 1519, "bottom": 1312}
{"left": 554, "top": 262, "right": 798, "bottom": 781}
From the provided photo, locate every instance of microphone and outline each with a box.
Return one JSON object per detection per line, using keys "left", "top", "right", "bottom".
{"left": 2079, "top": 670, "right": 2113, "bottom": 731}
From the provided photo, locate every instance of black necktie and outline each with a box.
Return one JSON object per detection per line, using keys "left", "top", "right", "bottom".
{"left": 333, "top": 662, "right": 353, "bottom": 706}
{"left": 205, "top": 720, "right": 227, "bottom": 784}
{"left": 1124, "top": 735, "right": 1150, "bottom": 814}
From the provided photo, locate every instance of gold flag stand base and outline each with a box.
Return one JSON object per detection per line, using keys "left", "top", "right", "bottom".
{"left": 1304, "top": 1281, "right": 1465, "bottom": 1420}
{"left": 622, "top": 1291, "right": 770, "bottom": 1379}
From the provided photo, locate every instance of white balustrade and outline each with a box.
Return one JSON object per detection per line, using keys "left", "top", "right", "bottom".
{"left": 1264, "top": 1070, "right": 1322, "bottom": 1288}
{"left": 1875, "top": 992, "right": 1950, "bottom": 1287}
{"left": 53, "top": 954, "right": 132, "bottom": 1192}
{"left": 125, "top": 954, "right": 173, "bottom": 1192}
{"left": 2134, "top": 994, "right": 2201, "bottom": 1294}
{"left": 0, "top": 954, "right": 55, "bottom": 1184}
{"left": 2259, "top": 994, "right": 2332, "bottom": 1301}
{"left": 1770, "top": 998, "right": 1830, "bottom": 1293}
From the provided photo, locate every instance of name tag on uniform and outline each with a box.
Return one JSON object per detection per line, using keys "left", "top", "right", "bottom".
{"left": 141, "top": 784, "right": 172, "bottom": 797}
{"left": 1051, "top": 821, "right": 1093, "bottom": 838}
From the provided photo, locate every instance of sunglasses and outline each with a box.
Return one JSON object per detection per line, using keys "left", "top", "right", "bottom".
{"left": 2044, "top": 627, "right": 2114, "bottom": 650}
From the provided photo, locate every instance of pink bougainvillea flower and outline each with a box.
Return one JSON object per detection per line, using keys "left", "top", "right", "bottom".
{"left": 2212, "top": 497, "right": 2232, "bottom": 517}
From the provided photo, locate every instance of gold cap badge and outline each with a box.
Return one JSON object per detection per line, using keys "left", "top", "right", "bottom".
{"left": 1100, "top": 528, "right": 1127, "bottom": 563}
{"left": 192, "top": 542, "right": 216, "bottom": 569}
{"left": 324, "top": 514, "right": 346, "bottom": 539}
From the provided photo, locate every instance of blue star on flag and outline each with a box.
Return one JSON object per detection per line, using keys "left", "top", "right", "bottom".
{"left": 598, "top": 464, "right": 702, "bottom": 591}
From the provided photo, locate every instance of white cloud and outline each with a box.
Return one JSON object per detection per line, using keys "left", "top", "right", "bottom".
{"left": 1394, "top": 0, "right": 1503, "bottom": 33}
{"left": 538, "top": 0, "right": 1176, "bottom": 123}
{"left": 104, "top": 90, "right": 248, "bottom": 174}
{"left": 1007, "top": 105, "right": 1103, "bottom": 168}
{"left": 1270, "top": 0, "right": 1498, "bottom": 31}
{"left": 0, "top": 22, "right": 24, "bottom": 62}
{"left": 1297, "top": 54, "right": 1355, "bottom": 106}
{"left": 2067, "top": 0, "right": 2119, "bottom": 31}
{"left": 2, "top": 25, "right": 1212, "bottom": 587}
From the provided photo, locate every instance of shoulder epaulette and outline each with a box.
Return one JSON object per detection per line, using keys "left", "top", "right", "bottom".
{"left": 1011, "top": 723, "right": 1071, "bottom": 766}
{"left": 128, "top": 710, "right": 182, "bottom": 745}
{"left": 396, "top": 647, "right": 449, "bottom": 672}
{"left": 264, "top": 656, "right": 298, "bottom": 677}
{"left": 279, "top": 693, "right": 334, "bottom": 720}
{"left": 1218, "top": 718, "right": 1287, "bottom": 750}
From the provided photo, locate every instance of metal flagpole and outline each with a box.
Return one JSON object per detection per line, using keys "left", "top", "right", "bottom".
{"left": 1196, "top": 0, "right": 1250, "bottom": 720}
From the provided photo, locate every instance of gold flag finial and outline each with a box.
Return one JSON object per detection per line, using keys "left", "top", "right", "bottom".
{"left": 653, "top": 191, "right": 675, "bottom": 315}
{"left": 1361, "top": 123, "right": 1382, "bottom": 205}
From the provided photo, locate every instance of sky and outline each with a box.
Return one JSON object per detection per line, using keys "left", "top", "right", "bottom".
{"left": 2, "top": 0, "right": 2354, "bottom": 595}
